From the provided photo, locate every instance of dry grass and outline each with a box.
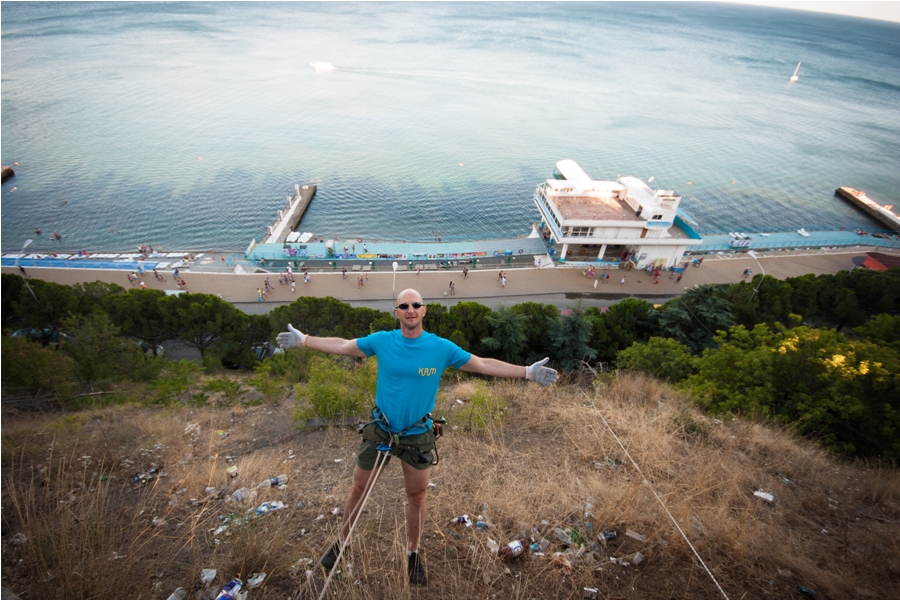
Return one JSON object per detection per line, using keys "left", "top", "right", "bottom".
{"left": 3, "top": 372, "right": 900, "bottom": 599}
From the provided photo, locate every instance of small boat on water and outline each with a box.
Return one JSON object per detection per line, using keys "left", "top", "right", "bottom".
{"left": 790, "top": 61, "right": 801, "bottom": 82}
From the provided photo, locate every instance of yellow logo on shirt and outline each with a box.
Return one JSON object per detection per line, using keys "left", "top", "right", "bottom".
{"left": 418, "top": 367, "right": 437, "bottom": 377}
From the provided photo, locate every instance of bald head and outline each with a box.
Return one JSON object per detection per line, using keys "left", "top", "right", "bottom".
{"left": 396, "top": 288, "right": 424, "bottom": 304}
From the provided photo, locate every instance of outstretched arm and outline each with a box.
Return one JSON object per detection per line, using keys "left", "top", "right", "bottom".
{"left": 276, "top": 323, "right": 366, "bottom": 358}
{"left": 460, "top": 356, "right": 557, "bottom": 386}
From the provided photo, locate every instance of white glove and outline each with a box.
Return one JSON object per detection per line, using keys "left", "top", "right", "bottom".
{"left": 276, "top": 323, "right": 306, "bottom": 349}
{"left": 526, "top": 357, "right": 557, "bottom": 386}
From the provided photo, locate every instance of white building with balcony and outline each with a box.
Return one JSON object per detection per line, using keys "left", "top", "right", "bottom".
{"left": 533, "top": 160, "right": 703, "bottom": 269}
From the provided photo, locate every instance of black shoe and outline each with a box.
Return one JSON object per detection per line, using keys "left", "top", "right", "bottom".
{"left": 321, "top": 541, "right": 342, "bottom": 571}
{"left": 408, "top": 551, "right": 426, "bottom": 586}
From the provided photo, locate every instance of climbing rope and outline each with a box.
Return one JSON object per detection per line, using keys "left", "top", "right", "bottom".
{"left": 317, "top": 443, "right": 392, "bottom": 600}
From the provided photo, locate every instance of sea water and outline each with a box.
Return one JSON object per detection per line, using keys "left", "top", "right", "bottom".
{"left": 2, "top": 2, "right": 899, "bottom": 253}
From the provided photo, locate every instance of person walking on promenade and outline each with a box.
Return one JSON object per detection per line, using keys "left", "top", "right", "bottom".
{"left": 620, "top": 276, "right": 626, "bottom": 286}
{"left": 534, "top": 256, "right": 540, "bottom": 269}
{"left": 358, "top": 275, "right": 365, "bottom": 289}
{"left": 501, "top": 274, "right": 507, "bottom": 288}
{"left": 676, "top": 272, "right": 683, "bottom": 283}
{"left": 276, "top": 288, "right": 558, "bottom": 586}
{"left": 304, "top": 271, "right": 311, "bottom": 285}
{"left": 291, "top": 280, "right": 296, "bottom": 293}
{"left": 265, "top": 278, "right": 273, "bottom": 292}
{"left": 742, "top": 267, "right": 752, "bottom": 280}
{"left": 462, "top": 266, "right": 468, "bottom": 279}
{"left": 449, "top": 281, "right": 455, "bottom": 295}
{"left": 257, "top": 288, "right": 263, "bottom": 302}
{"left": 342, "top": 267, "right": 348, "bottom": 279}
{"left": 18, "top": 265, "right": 28, "bottom": 278}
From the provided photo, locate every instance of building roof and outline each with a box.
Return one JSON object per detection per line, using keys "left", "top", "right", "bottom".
{"left": 862, "top": 252, "right": 900, "bottom": 271}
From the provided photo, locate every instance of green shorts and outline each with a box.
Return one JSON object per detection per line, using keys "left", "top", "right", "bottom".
{"left": 357, "top": 422, "right": 437, "bottom": 471}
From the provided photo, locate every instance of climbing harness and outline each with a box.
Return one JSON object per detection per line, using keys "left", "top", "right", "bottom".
{"left": 359, "top": 407, "right": 446, "bottom": 466}
{"left": 317, "top": 440, "right": 393, "bottom": 600}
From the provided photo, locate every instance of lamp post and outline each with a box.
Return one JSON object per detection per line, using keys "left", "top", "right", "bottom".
{"left": 391, "top": 261, "right": 399, "bottom": 303}
{"left": 17, "top": 239, "right": 39, "bottom": 303}
{"left": 747, "top": 250, "right": 765, "bottom": 300}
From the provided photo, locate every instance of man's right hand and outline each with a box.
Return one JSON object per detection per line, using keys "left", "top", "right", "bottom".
{"left": 276, "top": 323, "right": 306, "bottom": 349}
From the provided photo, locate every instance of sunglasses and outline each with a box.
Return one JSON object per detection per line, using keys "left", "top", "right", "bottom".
{"left": 396, "top": 302, "right": 426, "bottom": 310}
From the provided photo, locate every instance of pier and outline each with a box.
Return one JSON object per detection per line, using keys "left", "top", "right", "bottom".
{"left": 262, "top": 184, "right": 317, "bottom": 244}
{"left": 836, "top": 187, "right": 900, "bottom": 233}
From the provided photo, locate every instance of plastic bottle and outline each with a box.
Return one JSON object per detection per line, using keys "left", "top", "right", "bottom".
{"left": 166, "top": 588, "right": 187, "bottom": 600}
{"left": 258, "top": 474, "right": 288, "bottom": 489}
{"left": 215, "top": 577, "right": 243, "bottom": 600}
{"left": 498, "top": 538, "right": 529, "bottom": 561}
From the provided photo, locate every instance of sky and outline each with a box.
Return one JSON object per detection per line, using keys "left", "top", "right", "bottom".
{"left": 730, "top": 1, "right": 900, "bottom": 23}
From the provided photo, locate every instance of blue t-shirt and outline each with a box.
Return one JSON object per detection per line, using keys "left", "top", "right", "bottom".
{"left": 356, "top": 330, "right": 472, "bottom": 435}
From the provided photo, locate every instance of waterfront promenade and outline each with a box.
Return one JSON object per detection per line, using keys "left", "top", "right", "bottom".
{"left": 4, "top": 246, "right": 896, "bottom": 314}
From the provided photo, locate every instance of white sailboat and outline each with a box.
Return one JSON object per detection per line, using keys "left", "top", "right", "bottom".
{"left": 790, "top": 61, "right": 801, "bottom": 82}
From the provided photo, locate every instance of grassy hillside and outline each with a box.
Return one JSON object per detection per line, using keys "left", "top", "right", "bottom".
{"left": 2, "top": 373, "right": 899, "bottom": 599}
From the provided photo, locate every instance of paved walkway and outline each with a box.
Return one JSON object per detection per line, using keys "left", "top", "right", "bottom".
{"left": 5, "top": 246, "right": 896, "bottom": 313}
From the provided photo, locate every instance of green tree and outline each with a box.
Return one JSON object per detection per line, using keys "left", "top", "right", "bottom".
{"left": 509, "top": 301, "right": 560, "bottom": 363}
{"left": 1, "top": 336, "right": 77, "bottom": 400}
{"left": 616, "top": 337, "right": 694, "bottom": 383}
{"left": 270, "top": 296, "right": 387, "bottom": 340}
{"left": 853, "top": 314, "right": 900, "bottom": 351}
{"left": 435, "top": 302, "right": 494, "bottom": 356}
{"left": 105, "top": 289, "right": 172, "bottom": 356}
{"left": 588, "top": 298, "right": 656, "bottom": 364}
{"left": 60, "top": 312, "right": 149, "bottom": 382}
{"left": 165, "top": 293, "right": 247, "bottom": 359}
{"left": 9, "top": 279, "right": 81, "bottom": 342}
{"left": 549, "top": 302, "right": 597, "bottom": 371}
{"left": 482, "top": 304, "right": 527, "bottom": 363}
{"left": 656, "top": 284, "right": 734, "bottom": 353}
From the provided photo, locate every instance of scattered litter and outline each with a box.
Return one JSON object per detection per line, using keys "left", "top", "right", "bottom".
{"left": 553, "top": 527, "right": 574, "bottom": 546}
{"left": 450, "top": 514, "right": 472, "bottom": 527}
{"left": 316, "top": 514, "right": 325, "bottom": 521}
{"left": 184, "top": 423, "right": 200, "bottom": 436}
{"left": 216, "top": 430, "right": 228, "bottom": 438}
{"left": 247, "top": 573, "right": 266, "bottom": 588}
{"left": 213, "top": 525, "right": 228, "bottom": 536}
{"left": 427, "top": 482, "right": 436, "bottom": 488}
{"left": 456, "top": 399, "right": 464, "bottom": 404}
{"left": 215, "top": 576, "right": 243, "bottom": 599}
{"left": 334, "top": 459, "right": 343, "bottom": 463}
{"left": 133, "top": 467, "right": 160, "bottom": 484}
{"left": 231, "top": 487, "right": 253, "bottom": 503}
{"left": 166, "top": 588, "right": 187, "bottom": 600}
{"left": 600, "top": 530, "right": 617, "bottom": 541}
{"left": 550, "top": 552, "right": 573, "bottom": 574}
{"left": 108, "top": 551, "right": 127, "bottom": 560}
{"left": 200, "top": 568, "right": 217, "bottom": 586}
{"left": 631, "top": 551, "right": 645, "bottom": 565}
{"left": 226, "top": 466, "right": 239, "bottom": 478}
{"left": 11, "top": 533, "right": 27, "bottom": 545}
{"left": 799, "top": 586, "right": 818, "bottom": 597}
{"left": 625, "top": 529, "right": 646, "bottom": 542}
{"left": 331, "top": 506, "right": 343, "bottom": 516}
{"left": 754, "top": 490, "right": 774, "bottom": 503}
{"left": 256, "top": 501, "right": 286, "bottom": 515}
{"left": 583, "top": 588, "right": 599, "bottom": 600}
{"left": 152, "top": 516, "right": 167, "bottom": 527}
{"left": 782, "top": 478, "right": 795, "bottom": 486}
{"left": 486, "top": 538, "right": 499, "bottom": 554}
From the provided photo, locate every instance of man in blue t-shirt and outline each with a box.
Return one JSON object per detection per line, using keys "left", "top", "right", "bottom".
{"left": 277, "top": 288, "right": 557, "bottom": 586}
